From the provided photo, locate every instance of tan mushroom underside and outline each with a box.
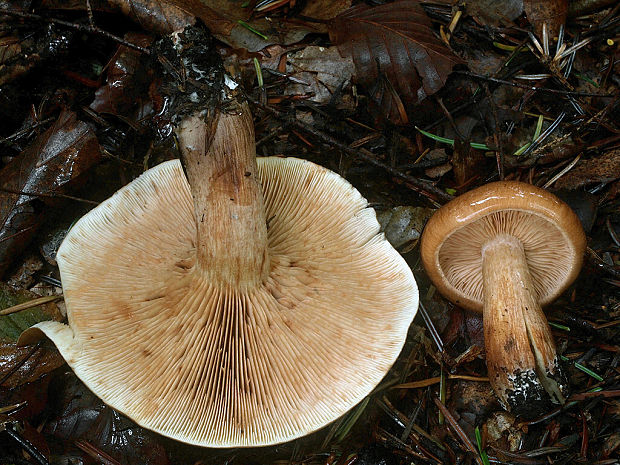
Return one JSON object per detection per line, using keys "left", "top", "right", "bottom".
{"left": 25, "top": 158, "right": 418, "bottom": 447}
{"left": 421, "top": 182, "right": 586, "bottom": 312}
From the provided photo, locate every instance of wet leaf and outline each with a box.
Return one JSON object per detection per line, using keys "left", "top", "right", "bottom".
{"left": 329, "top": 0, "right": 461, "bottom": 123}
{"left": 128, "top": 0, "right": 232, "bottom": 35}
{"left": 376, "top": 206, "right": 435, "bottom": 249}
{"left": 207, "top": 0, "right": 351, "bottom": 52}
{"left": 484, "top": 411, "right": 523, "bottom": 452}
{"left": 284, "top": 46, "right": 355, "bottom": 106}
{"left": 465, "top": 0, "right": 523, "bottom": 27}
{"left": 523, "top": 0, "right": 568, "bottom": 40}
{"left": 0, "top": 282, "right": 64, "bottom": 388}
{"left": 0, "top": 110, "right": 102, "bottom": 277}
{"left": 40, "top": 0, "right": 222, "bottom": 35}
{"left": 42, "top": 0, "right": 350, "bottom": 51}
{"left": 554, "top": 149, "right": 620, "bottom": 190}
{"left": 90, "top": 33, "right": 154, "bottom": 117}
{"left": 46, "top": 372, "right": 170, "bottom": 465}
{"left": 452, "top": 138, "right": 484, "bottom": 186}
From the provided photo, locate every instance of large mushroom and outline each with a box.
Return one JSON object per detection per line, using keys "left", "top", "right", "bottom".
{"left": 420, "top": 181, "right": 586, "bottom": 415}
{"left": 20, "top": 96, "right": 418, "bottom": 445}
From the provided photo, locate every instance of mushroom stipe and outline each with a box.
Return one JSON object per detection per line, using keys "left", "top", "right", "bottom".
{"left": 19, "top": 106, "right": 419, "bottom": 447}
{"left": 421, "top": 181, "right": 586, "bottom": 417}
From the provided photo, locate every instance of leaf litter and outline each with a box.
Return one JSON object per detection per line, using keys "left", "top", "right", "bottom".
{"left": 0, "top": 0, "right": 618, "bottom": 464}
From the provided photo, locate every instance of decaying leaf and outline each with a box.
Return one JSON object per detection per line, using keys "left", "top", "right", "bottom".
{"left": 377, "top": 206, "right": 435, "bottom": 250}
{"left": 524, "top": 0, "right": 568, "bottom": 40}
{"left": 0, "top": 111, "right": 102, "bottom": 277}
{"left": 90, "top": 33, "right": 154, "bottom": 117}
{"left": 465, "top": 0, "right": 523, "bottom": 27}
{"left": 284, "top": 45, "right": 355, "bottom": 106}
{"left": 484, "top": 411, "right": 523, "bottom": 452}
{"left": 46, "top": 372, "right": 170, "bottom": 465}
{"left": 0, "top": 282, "right": 64, "bottom": 388}
{"left": 40, "top": 0, "right": 222, "bottom": 35}
{"left": 329, "top": 0, "right": 461, "bottom": 123}
{"left": 96, "top": 0, "right": 197, "bottom": 34}
{"left": 207, "top": 0, "right": 351, "bottom": 52}
{"left": 554, "top": 149, "right": 620, "bottom": 190}
{"left": 42, "top": 0, "right": 350, "bottom": 52}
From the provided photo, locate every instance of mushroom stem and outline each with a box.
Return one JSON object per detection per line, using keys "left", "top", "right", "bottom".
{"left": 482, "top": 234, "right": 565, "bottom": 413}
{"left": 177, "top": 103, "right": 270, "bottom": 289}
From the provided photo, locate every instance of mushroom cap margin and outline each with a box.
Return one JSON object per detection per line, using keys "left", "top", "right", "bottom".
{"left": 420, "top": 181, "right": 586, "bottom": 312}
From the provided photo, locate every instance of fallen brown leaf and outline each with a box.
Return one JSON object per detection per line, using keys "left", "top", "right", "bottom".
{"left": 90, "top": 33, "right": 154, "bottom": 117}
{"left": 329, "top": 0, "right": 461, "bottom": 124}
{"left": 284, "top": 45, "right": 355, "bottom": 106}
{"left": 465, "top": 0, "right": 523, "bottom": 27}
{"left": 0, "top": 282, "right": 64, "bottom": 388}
{"left": 46, "top": 372, "right": 170, "bottom": 465}
{"left": 554, "top": 149, "right": 620, "bottom": 190}
{"left": 524, "top": 0, "right": 568, "bottom": 40}
{"left": 0, "top": 111, "right": 102, "bottom": 277}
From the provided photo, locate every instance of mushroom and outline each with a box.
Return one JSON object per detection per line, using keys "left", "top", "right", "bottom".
{"left": 420, "top": 181, "right": 586, "bottom": 415}
{"left": 19, "top": 101, "right": 419, "bottom": 446}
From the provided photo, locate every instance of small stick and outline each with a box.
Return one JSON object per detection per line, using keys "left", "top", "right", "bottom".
{"left": 433, "top": 397, "right": 484, "bottom": 465}
{"left": 246, "top": 96, "right": 453, "bottom": 204}
{"left": 542, "top": 153, "right": 582, "bottom": 188}
{"left": 394, "top": 374, "right": 490, "bottom": 389}
{"left": 483, "top": 84, "right": 504, "bottom": 180}
{"left": 0, "top": 187, "right": 99, "bottom": 205}
{"left": 0, "top": 8, "right": 150, "bottom": 54}
{"left": 0, "top": 341, "right": 44, "bottom": 385}
{"left": 0, "top": 295, "right": 63, "bottom": 316}
{"left": 455, "top": 71, "right": 611, "bottom": 97}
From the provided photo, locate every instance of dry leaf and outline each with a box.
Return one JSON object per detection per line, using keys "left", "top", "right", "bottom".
{"left": 284, "top": 45, "right": 355, "bottom": 106}
{"left": 329, "top": 0, "right": 461, "bottom": 124}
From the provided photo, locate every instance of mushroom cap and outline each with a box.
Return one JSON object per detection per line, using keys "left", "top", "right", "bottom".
{"left": 25, "top": 158, "right": 418, "bottom": 447}
{"left": 420, "top": 181, "right": 586, "bottom": 312}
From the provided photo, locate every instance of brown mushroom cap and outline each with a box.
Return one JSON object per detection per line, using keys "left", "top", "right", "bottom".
{"left": 23, "top": 157, "right": 418, "bottom": 447}
{"left": 420, "top": 181, "right": 586, "bottom": 312}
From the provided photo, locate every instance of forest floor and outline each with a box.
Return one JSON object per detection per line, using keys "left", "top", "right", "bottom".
{"left": 0, "top": 0, "right": 619, "bottom": 464}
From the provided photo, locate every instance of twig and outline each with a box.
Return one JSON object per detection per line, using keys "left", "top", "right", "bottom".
{"left": 0, "top": 295, "right": 63, "bottom": 316}
{"left": 433, "top": 397, "right": 484, "bottom": 465}
{"left": 0, "top": 8, "right": 150, "bottom": 54}
{"left": 0, "top": 187, "right": 99, "bottom": 205}
{"left": 542, "top": 153, "right": 582, "bottom": 188}
{"left": 418, "top": 300, "right": 444, "bottom": 352}
{"left": 454, "top": 71, "right": 611, "bottom": 97}
{"left": 394, "top": 374, "right": 489, "bottom": 389}
{"left": 246, "top": 96, "right": 453, "bottom": 204}
{"left": 0, "top": 341, "right": 43, "bottom": 386}
{"left": 482, "top": 84, "right": 504, "bottom": 180}
{"left": 0, "top": 117, "right": 55, "bottom": 146}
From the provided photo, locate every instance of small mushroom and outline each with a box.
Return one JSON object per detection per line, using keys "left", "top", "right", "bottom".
{"left": 20, "top": 102, "right": 419, "bottom": 447}
{"left": 420, "top": 181, "right": 586, "bottom": 415}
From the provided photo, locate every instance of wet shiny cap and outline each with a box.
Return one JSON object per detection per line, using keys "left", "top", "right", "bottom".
{"left": 420, "top": 181, "right": 586, "bottom": 312}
